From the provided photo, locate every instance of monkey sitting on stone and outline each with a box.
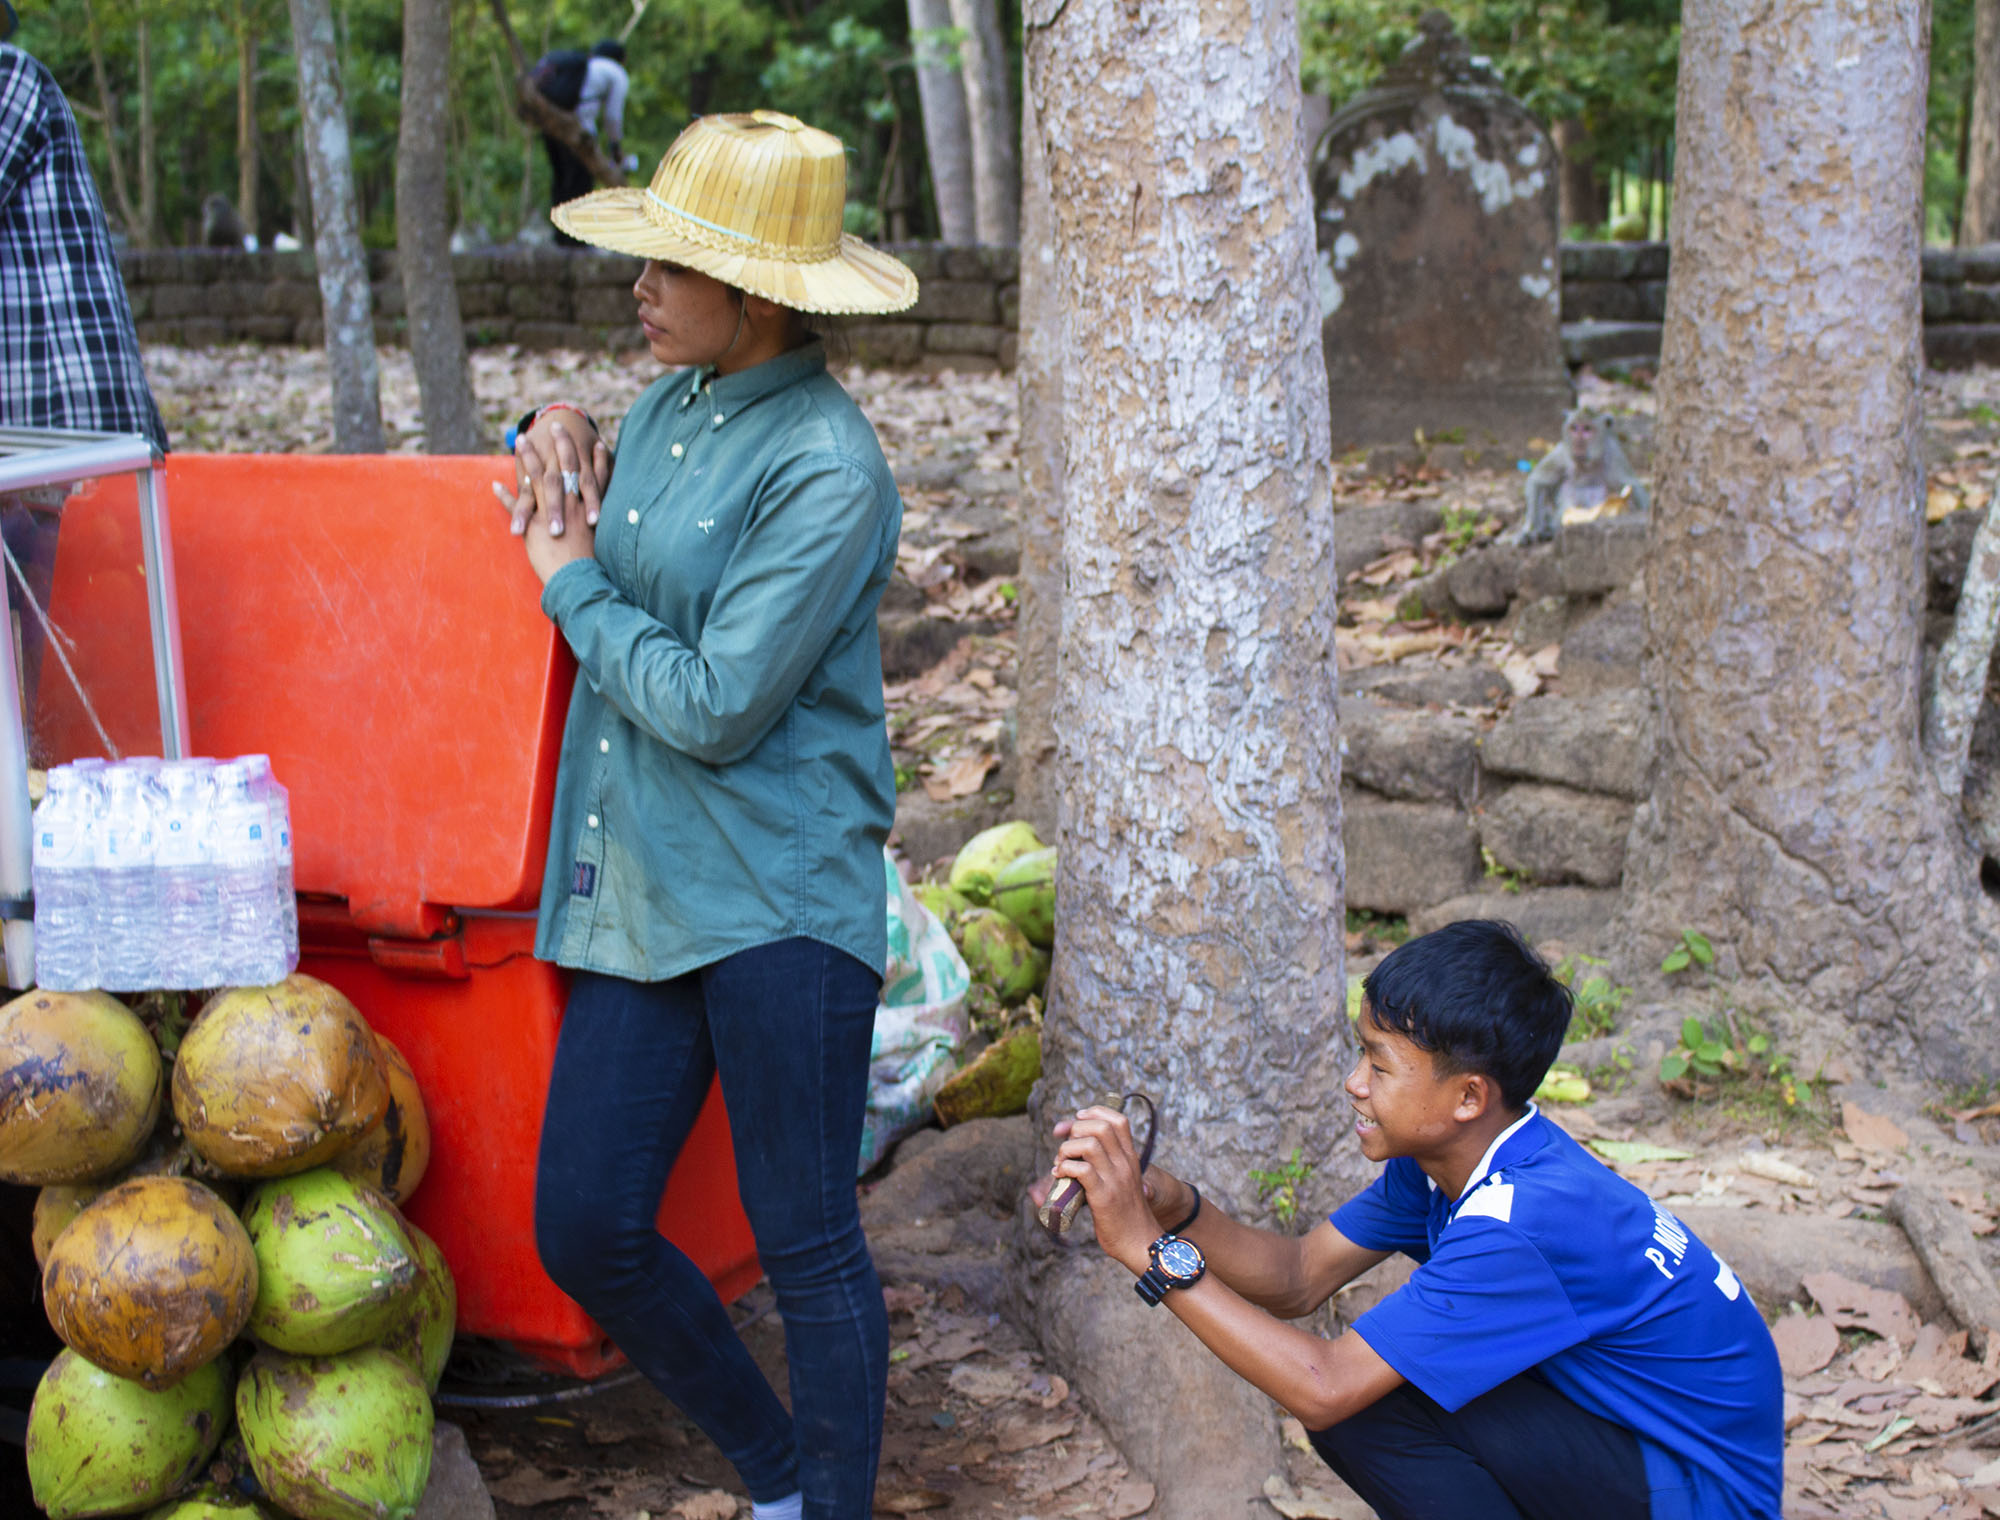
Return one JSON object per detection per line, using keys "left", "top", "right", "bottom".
{"left": 200, "top": 192, "right": 248, "bottom": 250}
{"left": 1514, "top": 409, "right": 1650, "bottom": 543}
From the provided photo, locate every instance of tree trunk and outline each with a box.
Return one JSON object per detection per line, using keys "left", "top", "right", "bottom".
{"left": 81, "top": 0, "right": 143, "bottom": 244}
{"left": 137, "top": 13, "right": 157, "bottom": 248}
{"left": 398, "top": 0, "right": 482, "bottom": 453}
{"left": 288, "top": 0, "right": 384, "bottom": 453}
{"left": 1015, "top": 0, "right": 1346, "bottom": 1513}
{"left": 1965, "top": 0, "right": 2000, "bottom": 244}
{"left": 236, "top": 0, "right": 259, "bottom": 245}
{"left": 1619, "top": 0, "right": 2000, "bottom": 1074}
{"left": 1012, "top": 76, "right": 1060, "bottom": 840}
{"left": 1554, "top": 118, "right": 1608, "bottom": 232}
{"left": 947, "top": 0, "right": 1018, "bottom": 243}
{"left": 907, "top": 0, "right": 976, "bottom": 242}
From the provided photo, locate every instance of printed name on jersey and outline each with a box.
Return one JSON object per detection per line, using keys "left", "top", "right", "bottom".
{"left": 1645, "top": 1200, "right": 1691, "bottom": 1280}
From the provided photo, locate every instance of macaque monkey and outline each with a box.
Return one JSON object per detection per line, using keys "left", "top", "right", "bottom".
{"left": 200, "top": 193, "right": 248, "bottom": 250}
{"left": 1515, "top": 410, "right": 1650, "bottom": 543}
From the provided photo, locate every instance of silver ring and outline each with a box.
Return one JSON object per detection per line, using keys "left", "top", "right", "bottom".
{"left": 560, "top": 470, "right": 581, "bottom": 495}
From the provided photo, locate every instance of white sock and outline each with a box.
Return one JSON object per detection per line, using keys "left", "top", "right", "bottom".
{"left": 750, "top": 1495, "right": 803, "bottom": 1520}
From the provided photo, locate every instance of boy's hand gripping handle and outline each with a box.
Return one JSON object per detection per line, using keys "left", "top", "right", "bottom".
{"left": 1036, "top": 1090, "right": 1157, "bottom": 1237}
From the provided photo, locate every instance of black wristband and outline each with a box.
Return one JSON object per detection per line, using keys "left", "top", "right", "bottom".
{"left": 1166, "top": 1184, "right": 1201, "bottom": 1235}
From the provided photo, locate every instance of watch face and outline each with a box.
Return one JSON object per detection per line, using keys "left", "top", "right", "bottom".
{"left": 1157, "top": 1238, "right": 1203, "bottom": 1281}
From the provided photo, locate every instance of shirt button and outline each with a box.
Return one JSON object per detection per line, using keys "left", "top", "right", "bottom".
{"left": 712, "top": 414, "right": 724, "bottom": 426}
{"left": 627, "top": 509, "right": 639, "bottom": 524}
{"left": 671, "top": 443, "right": 684, "bottom": 458}
{"left": 586, "top": 814, "right": 600, "bottom": 829}
{"left": 598, "top": 738, "right": 610, "bottom": 753}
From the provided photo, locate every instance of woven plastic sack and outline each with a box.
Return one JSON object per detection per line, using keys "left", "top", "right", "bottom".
{"left": 858, "top": 850, "right": 971, "bottom": 1173}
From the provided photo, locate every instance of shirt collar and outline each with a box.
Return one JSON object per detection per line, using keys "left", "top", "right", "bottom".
{"left": 677, "top": 338, "right": 827, "bottom": 424}
{"left": 1452, "top": 1103, "right": 1542, "bottom": 1202}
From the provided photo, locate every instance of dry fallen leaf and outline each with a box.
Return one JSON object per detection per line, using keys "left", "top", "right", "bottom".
{"left": 1104, "top": 1478, "right": 1157, "bottom": 1519}
{"left": 1803, "top": 1271, "right": 1922, "bottom": 1349}
{"left": 489, "top": 1470, "right": 589, "bottom": 1506}
{"left": 872, "top": 1490, "right": 952, "bottom": 1514}
{"left": 920, "top": 751, "right": 998, "bottom": 802}
{"left": 946, "top": 1362, "right": 1027, "bottom": 1404}
{"left": 672, "top": 1493, "right": 740, "bottom": 1520}
{"left": 1840, "top": 1102, "right": 1910, "bottom": 1154}
{"left": 993, "top": 1414, "right": 1077, "bottom": 1453}
{"left": 1773, "top": 1311, "right": 1842, "bottom": 1378}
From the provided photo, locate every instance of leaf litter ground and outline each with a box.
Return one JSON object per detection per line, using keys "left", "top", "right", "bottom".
{"left": 144, "top": 344, "right": 2000, "bottom": 1519}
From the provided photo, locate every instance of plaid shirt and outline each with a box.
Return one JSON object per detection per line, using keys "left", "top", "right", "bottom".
{"left": 0, "top": 46, "right": 166, "bottom": 451}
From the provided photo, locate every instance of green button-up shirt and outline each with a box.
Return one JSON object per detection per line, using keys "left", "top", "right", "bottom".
{"left": 534, "top": 340, "right": 899, "bottom": 981}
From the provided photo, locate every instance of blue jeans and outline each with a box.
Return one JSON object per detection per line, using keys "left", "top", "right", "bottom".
{"left": 1310, "top": 1376, "right": 1654, "bottom": 1520}
{"left": 535, "top": 941, "right": 887, "bottom": 1518}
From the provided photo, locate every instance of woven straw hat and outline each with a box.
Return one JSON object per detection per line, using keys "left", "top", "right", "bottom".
{"left": 552, "top": 110, "right": 918, "bottom": 316}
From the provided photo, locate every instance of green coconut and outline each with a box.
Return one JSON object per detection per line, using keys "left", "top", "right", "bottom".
{"left": 236, "top": 1348, "right": 433, "bottom": 1520}
{"left": 374, "top": 1219, "right": 456, "bottom": 1394}
{"left": 932, "top": 1025, "right": 1042, "bottom": 1126}
{"left": 26, "top": 1349, "right": 232, "bottom": 1519}
{"left": 910, "top": 881, "right": 975, "bottom": 933}
{"left": 242, "top": 1169, "right": 417, "bottom": 1354}
{"left": 990, "top": 846, "right": 1056, "bottom": 948}
{"left": 947, "top": 821, "right": 1046, "bottom": 905}
{"left": 173, "top": 975, "right": 388, "bottom": 1178}
{"left": 957, "top": 908, "right": 1044, "bottom": 1004}
{"left": 33, "top": 1183, "right": 106, "bottom": 1269}
{"left": 43, "top": 1177, "right": 257, "bottom": 1388}
{"left": 143, "top": 1485, "right": 280, "bottom": 1519}
{"left": 0, "top": 989, "right": 162, "bottom": 1185}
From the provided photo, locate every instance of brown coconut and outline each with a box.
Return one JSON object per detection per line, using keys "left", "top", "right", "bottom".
{"left": 31, "top": 1184, "right": 104, "bottom": 1270}
{"left": 42, "top": 1176, "right": 257, "bottom": 1389}
{"left": 329, "top": 1034, "right": 430, "bottom": 1203}
{"left": 0, "top": 989, "right": 162, "bottom": 1184}
{"left": 173, "top": 975, "right": 387, "bottom": 1177}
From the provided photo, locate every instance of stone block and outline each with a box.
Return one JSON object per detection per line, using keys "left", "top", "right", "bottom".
{"left": 915, "top": 352, "right": 1002, "bottom": 375}
{"left": 885, "top": 242, "right": 946, "bottom": 281}
{"left": 297, "top": 318, "right": 323, "bottom": 347}
{"left": 941, "top": 246, "right": 995, "bottom": 280}
{"left": 229, "top": 315, "right": 296, "bottom": 342}
{"left": 1408, "top": 883, "right": 1619, "bottom": 951}
{"left": 262, "top": 281, "right": 321, "bottom": 319}
{"left": 1949, "top": 285, "right": 2000, "bottom": 322}
{"left": 1561, "top": 320, "right": 1662, "bottom": 368}
{"left": 119, "top": 248, "right": 185, "bottom": 284}
{"left": 1333, "top": 500, "right": 1445, "bottom": 585}
{"left": 1555, "top": 516, "right": 1647, "bottom": 595}
{"left": 373, "top": 316, "right": 405, "bottom": 344}
{"left": 572, "top": 285, "right": 636, "bottom": 325}
{"left": 1929, "top": 507, "right": 1980, "bottom": 612}
{"left": 414, "top": 1422, "right": 494, "bottom": 1520}
{"left": 1345, "top": 662, "right": 1511, "bottom": 710}
{"left": 179, "top": 317, "right": 228, "bottom": 347}
{"left": 925, "top": 322, "right": 1003, "bottom": 355}
{"left": 1562, "top": 282, "right": 1654, "bottom": 324}
{"left": 455, "top": 282, "right": 505, "bottom": 319}
{"left": 1560, "top": 242, "right": 1641, "bottom": 283}
{"left": 997, "top": 333, "right": 1018, "bottom": 370}
{"left": 372, "top": 281, "right": 406, "bottom": 317}
{"left": 463, "top": 319, "right": 515, "bottom": 347}
{"left": 1511, "top": 594, "right": 1568, "bottom": 651}
{"left": 846, "top": 322, "right": 926, "bottom": 366}
{"left": 892, "top": 778, "right": 1020, "bottom": 871}
{"left": 1922, "top": 247, "right": 1968, "bottom": 286}
{"left": 149, "top": 284, "right": 209, "bottom": 319}
{"left": 913, "top": 279, "right": 1000, "bottom": 324}
{"left": 451, "top": 253, "right": 499, "bottom": 283}
{"left": 1339, "top": 695, "right": 1479, "bottom": 803}
{"left": 1630, "top": 243, "right": 1670, "bottom": 280}
{"left": 366, "top": 249, "right": 397, "bottom": 282}
{"left": 513, "top": 320, "right": 582, "bottom": 349}
{"left": 1925, "top": 324, "right": 2000, "bottom": 370}
{"left": 1560, "top": 599, "right": 1644, "bottom": 697}
{"left": 1482, "top": 691, "right": 1653, "bottom": 799}
{"left": 1924, "top": 284, "right": 1954, "bottom": 322}
{"left": 1962, "top": 246, "right": 2000, "bottom": 284}
{"left": 1444, "top": 541, "right": 1526, "bottom": 616}
{"left": 997, "top": 282, "right": 1020, "bottom": 328}
{"left": 124, "top": 287, "right": 151, "bottom": 319}
{"left": 134, "top": 320, "right": 182, "bottom": 344}
{"left": 1343, "top": 792, "right": 1482, "bottom": 915}
{"left": 506, "top": 283, "right": 568, "bottom": 320}
{"left": 1479, "top": 782, "right": 1632, "bottom": 886}
{"left": 568, "top": 251, "right": 643, "bottom": 287}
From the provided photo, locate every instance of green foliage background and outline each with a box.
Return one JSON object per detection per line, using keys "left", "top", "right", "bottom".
{"left": 10, "top": 0, "right": 1984, "bottom": 250}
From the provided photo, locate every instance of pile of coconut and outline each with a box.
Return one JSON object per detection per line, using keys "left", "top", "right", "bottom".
{"left": 0, "top": 974, "right": 451, "bottom": 1520}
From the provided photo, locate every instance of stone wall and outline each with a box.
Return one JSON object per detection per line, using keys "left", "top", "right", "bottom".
{"left": 119, "top": 244, "right": 1020, "bottom": 372}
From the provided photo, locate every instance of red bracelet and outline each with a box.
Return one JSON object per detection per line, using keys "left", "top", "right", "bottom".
{"left": 511, "top": 401, "right": 600, "bottom": 449}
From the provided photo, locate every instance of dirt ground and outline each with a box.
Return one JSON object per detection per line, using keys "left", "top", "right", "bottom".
{"left": 6, "top": 347, "right": 2000, "bottom": 1519}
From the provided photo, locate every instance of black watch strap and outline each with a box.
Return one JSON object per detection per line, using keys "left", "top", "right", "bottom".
{"left": 1134, "top": 1266, "right": 1171, "bottom": 1306}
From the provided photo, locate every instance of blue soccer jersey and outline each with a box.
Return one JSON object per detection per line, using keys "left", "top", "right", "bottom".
{"left": 1331, "top": 1107, "right": 1783, "bottom": 1520}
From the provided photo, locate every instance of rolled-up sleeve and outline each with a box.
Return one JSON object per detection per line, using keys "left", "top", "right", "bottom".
{"left": 541, "top": 451, "right": 887, "bottom": 765}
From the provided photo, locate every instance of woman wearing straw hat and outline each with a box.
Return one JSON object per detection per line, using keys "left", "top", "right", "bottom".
{"left": 495, "top": 111, "right": 918, "bottom": 1520}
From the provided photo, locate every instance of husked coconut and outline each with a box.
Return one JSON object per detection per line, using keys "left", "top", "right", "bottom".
{"left": 42, "top": 1176, "right": 257, "bottom": 1388}
{"left": 32, "top": 1183, "right": 105, "bottom": 1269}
{"left": 173, "top": 975, "right": 387, "bottom": 1177}
{"left": 26, "top": 1349, "right": 231, "bottom": 1519}
{"left": 237, "top": 1347, "right": 433, "bottom": 1520}
{"left": 329, "top": 1033, "right": 430, "bottom": 1203}
{"left": 242, "top": 1168, "right": 417, "bottom": 1354}
{"left": 375, "top": 1219, "right": 456, "bottom": 1393}
{"left": 0, "top": 989, "right": 161, "bottom": 1184}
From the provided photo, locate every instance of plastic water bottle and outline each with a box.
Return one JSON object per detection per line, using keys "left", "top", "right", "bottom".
{"left": 96, "top": 765, "right": 159, "bottom": 989}
{"left": 211, "top": 757, "right": 285, "bottom": 986}
{"left": 267, "top": 776, "right": 298, "bottom": 970}
{"left": 32, "top": 768, "right": 98, "bottom": 989}
{"left": 154, "top": 758, "right": 217, "bottom": 988}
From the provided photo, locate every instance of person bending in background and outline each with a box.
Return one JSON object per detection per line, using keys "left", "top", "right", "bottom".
{"left": 1041, "top": 920, "right": 1783, "bottom": 1520}
{"left": 533, "top": 39, "right": 630, "bottom": 248}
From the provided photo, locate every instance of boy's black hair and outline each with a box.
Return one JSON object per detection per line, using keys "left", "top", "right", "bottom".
{"left": 592, "top": 39, "right": 627, "bottom": 62}
{"left": 1360, "top": 920, "right": 1572, "bottom": 1110}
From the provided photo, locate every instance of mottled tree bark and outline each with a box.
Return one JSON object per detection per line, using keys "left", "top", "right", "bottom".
{"left": 288, "top": 0, "right": 384, "bottom": 453}
{"left": 398, "top": 0, "right": 483, "bottom": 454}
{"left": 1621, "top": 0, "right": 2000, "bottom": 1072}
{"left": 908, "top": 0, "right": 976, "bottom": 242}
{"left": 81, "top": 0, "right": 142, "bottom": 244}
{"left": 1966, "top": 0, "right": 2000, "bottom": 244}
{"left": 1015, "top": 1, "right": 1346, "bottom": 1512}
{"left": 236, "top": 0, "right": 258, "bottom": 245}
{"left": 1555, "top": 118, "right": 1609, "bottom": 232}
{"left": 1012, "top": 82, "right": 1061, "bottom": 842}
{"left": 947, "top": 0, "right": 1018, "bottom": 243}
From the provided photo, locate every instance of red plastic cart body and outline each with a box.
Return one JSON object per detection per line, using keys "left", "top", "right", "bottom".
{"left": 45, "top": 455, "right": 761, "bottom": 1376}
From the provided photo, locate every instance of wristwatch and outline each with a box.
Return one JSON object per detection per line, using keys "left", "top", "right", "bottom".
{"left": 1134, "top": 1233, "right": 1206, "bottom": 1306}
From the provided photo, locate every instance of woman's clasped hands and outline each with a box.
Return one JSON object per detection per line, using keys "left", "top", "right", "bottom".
{"left": 493, "top": 412, "right": 613, "bottom": 586}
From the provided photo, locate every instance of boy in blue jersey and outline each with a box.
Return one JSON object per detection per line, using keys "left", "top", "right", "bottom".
{"left": 1042, "top": 919, "right": 1784, "bottom": 1520}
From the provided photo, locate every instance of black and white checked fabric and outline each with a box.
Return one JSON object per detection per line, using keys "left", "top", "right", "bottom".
{"left": 0, "top": 45, "right": 166, "bottom": 451}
